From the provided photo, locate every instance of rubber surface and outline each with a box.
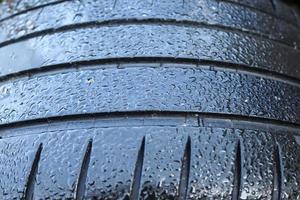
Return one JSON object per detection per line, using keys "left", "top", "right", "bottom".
{"left": 0, "top": 0, "right": 299, "bottom": 199}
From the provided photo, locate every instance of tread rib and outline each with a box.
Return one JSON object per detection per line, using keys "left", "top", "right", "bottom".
{"left": 177, "top": 136, "right": 191, "bottom": 200}
{"left": 23, "top": 143, "right": 43, "bottom": 200}
{"left": 0, "top": 18, "right": 298, "bottom": 50}
{"left": 232, "top": 140, "right": 242, "bottom": 200}
{"left": 0, "top": 57, "right": 299, "bottom": 89}
{"left": 74, "top": 139, "right": 93, "bottom": 200}
{"left": 0, "top": 0, "right": 298, "bottom": 31}
{"left": 129, "top": 136, "right": 145, "bottom": 200}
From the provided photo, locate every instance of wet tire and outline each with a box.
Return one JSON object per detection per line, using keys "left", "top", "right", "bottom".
{"left": 0, "top": 0, "right": 299, "bottom": 199}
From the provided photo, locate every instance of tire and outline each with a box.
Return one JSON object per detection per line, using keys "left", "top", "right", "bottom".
{"left": 0, "top": 0, "right": 299, "bottom": 199}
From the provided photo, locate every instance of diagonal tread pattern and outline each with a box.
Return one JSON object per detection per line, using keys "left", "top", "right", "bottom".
{"left": 74, "top": 139, "right": 93, "bottom": 200}
{"left": 23, "top": 143, "right": 43, "bottom": 200}
{"left": 129, "top": 136, "right": 146, "bottom": 200}
{"left": 177, "top": 136, "right": 191, "bottom": 200}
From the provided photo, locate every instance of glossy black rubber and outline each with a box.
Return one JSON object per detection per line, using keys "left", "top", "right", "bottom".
{"left": 0, "top": 0, "right": 299, "bottom": 199}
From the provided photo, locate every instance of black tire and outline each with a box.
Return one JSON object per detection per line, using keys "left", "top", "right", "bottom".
{"left": 0, "top": 0, "right": 299, "bottom": 199}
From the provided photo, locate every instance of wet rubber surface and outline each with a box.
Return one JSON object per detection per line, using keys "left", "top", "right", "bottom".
{"left": 226, "top": 0, "right": 300, "bottom": 25}
{"left": 0, "top": 0, "right": 67, "bottom": 21}
{"left": 0, "top": 24, "right": 300, "bottom": 80}
{"left": 0, "top": 0, "right": 299, "bottom": 49}
{"left": 0, "top": 0, "right": 299, "bottom": 199}
{"left": 0, "top": 124, "right": 299, "bottom": 199}
{"left": 0, "top": 65, "right": 299, "bottom": 125}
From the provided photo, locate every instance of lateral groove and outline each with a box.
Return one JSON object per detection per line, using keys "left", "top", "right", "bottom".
{"left": 270, "top": 0, "right": 277, "bottom": 11}
{"left": 74, "top": 139, "right": 93, "bottom": 200}
{"left": 232, "top": 140, "right": 242, "bottom": 200}
{"left": 0, "top": 18, "right": 297, "bottom": 50}
{"left": 129, "top": 136, "right": 145, "bottom": 200}
{"left": 23, "top": 143, "right": 43, "bottom": 200}
{"left": 293, "top": 9, "right": 300, "bottom": 26}
{"left": 272, "top": 143, "right": 282, "bottom": 200}
{"left": 177, "top": 136, "right": 191, "bottom": 200}
{"left": 0, "top": 57, "right": 300, "bottom": 88}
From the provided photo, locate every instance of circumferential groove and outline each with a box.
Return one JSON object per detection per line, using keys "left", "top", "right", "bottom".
{"left": 129, "top": 136, "right": 146, "bottom": 200}
{"left": 232, "top": 140, "right": 242, "bottom": 200}
{"left": 23, "top": 143, "right": 43, "bottom": 200}
{"left": 74, "top": 139, "right": 93, "bottom": 200}
{"left": 177, "top": 136, "right": 191, "bottom": 200}
{"left": 272, "top": 143, "right": 282, "bottom": 200}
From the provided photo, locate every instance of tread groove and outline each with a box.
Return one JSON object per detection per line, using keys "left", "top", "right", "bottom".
{"left": 74, "top": 139, "right": 93, "bottom": 200}
{"left": 23, "top": 143, "right": 43, "bottom": 200}
{"left": 232, "top": 140, "right": 241, "bottom": 200}
{"left": 272, "top": 143, "right": 282, "bottom": 200}
{"left": 292, "top": 9, "right": 300, "bottom": 26}
{"left": 270, "top": 0, "right": 277, "bottom": 11}
{"left": 177, "top": 136, "right": 191, "bottom": 200}
{"left": 0, "top": 18, "right": 297, "bottom": 50}
{"left": 112, "top": 0, "right": 118, "bottom": 9}
{"left": 0, "top": 112, "right": 300, "bottom": 137}
{"left": 129, "top": 136, "right": 145, "bottom": 200}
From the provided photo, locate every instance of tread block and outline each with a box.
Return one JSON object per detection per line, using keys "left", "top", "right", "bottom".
{"left": 239, "top": 130, "right": 274, "bottom": 199}
{"left": 85, "top": 128, "right": 145, "bottom": 199}
{"left": 0, "top": 135, "right": 41, "bottom": 199}
{"left": 139, "top": 128, "right": 187, "bottom": 199}
{"left": 276, "top": 133, "right": 300, "bottom": 200}
{"left": 187, "top": 128, "right": 238, "bottom": 199}
{"left": 33, "top": 131, "right": 89, "bottom": 199}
